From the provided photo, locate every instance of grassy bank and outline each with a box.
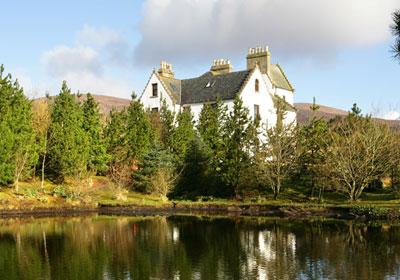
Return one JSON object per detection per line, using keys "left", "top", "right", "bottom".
{"left": 1, "top": 176, "right": 399, "bottom": 219}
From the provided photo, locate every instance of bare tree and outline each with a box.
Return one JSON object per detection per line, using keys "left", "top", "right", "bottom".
{"left": 327, "top": 118, "right": 393, "bottom": 201}
{"left": 32, "top": 99, "right": 51, "bottom": 190}
{"left": 261, "top": 98, "right": 298, "bottom": 200}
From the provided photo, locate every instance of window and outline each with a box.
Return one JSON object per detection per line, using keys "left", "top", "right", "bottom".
{"left": 152, "top": 83, "right": 158, "bottom": 97}
{"left": 254, "top": 104, "right": 260, "bottom": 120}
{"left": 255, "top": 79, "right": 259, "bottom": 92}
{"left": 151, "top": 107, "right": 159, "bottom": 113}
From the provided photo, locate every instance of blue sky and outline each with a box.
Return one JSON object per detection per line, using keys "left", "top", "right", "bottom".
{"left": 1, "top": 0, "right": 400, "bottom": 118}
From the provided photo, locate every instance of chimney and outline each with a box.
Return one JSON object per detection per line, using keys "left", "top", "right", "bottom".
{"left": 158, "top": 61, "right": 175, "bottom": 78}
{"left": 246, "top": 46, "right": 271, "bottom": 75}
{"left": 210, "top": 59, "right": 232, "bottom": 75}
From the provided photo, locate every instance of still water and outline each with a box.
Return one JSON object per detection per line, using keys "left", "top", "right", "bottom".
{"left": 0, "top": 215, "right": 399, "bottom": 280}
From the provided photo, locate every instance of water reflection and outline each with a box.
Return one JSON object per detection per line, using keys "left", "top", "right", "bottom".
{"left": 0, "top": 215, "right": 399, "bottom": 280}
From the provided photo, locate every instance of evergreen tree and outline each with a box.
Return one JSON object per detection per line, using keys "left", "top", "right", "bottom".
{"left": 297, "top": 98, "right": 329, "bottom": 200}
{"left": 134, "top": 144, "right": 174, "bottom": 194}
{"left": 391, "top": 9, "right": 400, "bottom": 60}
{"left": 171, "top": 108, "right": 195, "bottom": 163}
{"left": 104, "top": 108, "right": 130, "bottom": 186}
{"left": 82, "top": 93, "right": 110, "bottom": 174}
{"left": 172, "top": 137, "right": 212, "bottom": 199}
{"left": 197, "top": 98, "right": 228, "bottom": 176}
{"left": 125, "top": 93, "right": 152, "bottom": 162}
{"left": 0, "top": 66, "right": 36, "bottom": 189}
{"left": 48, "top": 81, "right": 89, "bottom": 181}
{"left": 160, "top": 99, "right": 175, "bottom": 150}
{"left": 221, "top": 94, "right": 253, "bottom": 197}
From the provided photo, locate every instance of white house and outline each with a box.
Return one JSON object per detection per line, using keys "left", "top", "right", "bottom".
{"left": 140, "top": 46, "right": 296, "bottom": 128}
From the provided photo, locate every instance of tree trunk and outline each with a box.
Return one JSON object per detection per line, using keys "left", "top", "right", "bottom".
{"left": 41, "top": 137, "right": 47, "bottom": 190}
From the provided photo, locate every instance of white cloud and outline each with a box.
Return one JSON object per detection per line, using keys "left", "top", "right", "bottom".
{"left": 42, "top": 46, "right": 103, "bottom": 77}
{"left": 41, "top": 25, "right": 134, "bottom": 97}
{"left": 134, "top": 0, "right": 399, "bottom": 65}
{"left": 77, "top": 25, "right": 132, "bottom": 67}
{"left": 379, "top": 110, "right": 400, "bottom": 120}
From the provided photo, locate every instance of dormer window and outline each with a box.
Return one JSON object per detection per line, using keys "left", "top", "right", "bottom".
{"left": 152, "top": 83, "right": 158, "bottom": 97}
{"left": 255, "top": 79, "right": 259, "bottom": 92}
{"left": 205, "top": 81, "right": 215, "bottom": 88}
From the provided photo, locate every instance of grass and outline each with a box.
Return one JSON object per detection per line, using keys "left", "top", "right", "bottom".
{"left": 0, "top": 177, "right": 400, "bottom": 214}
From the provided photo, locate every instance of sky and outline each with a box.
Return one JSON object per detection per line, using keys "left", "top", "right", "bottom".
{"left": 1, "top": 0, "right": 400, "bottom": 119}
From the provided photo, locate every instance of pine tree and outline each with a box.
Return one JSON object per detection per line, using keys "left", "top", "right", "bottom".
{"left": 171, "top": 108, "right": 195, "bottom": 163}
{"left": 48, "top": 81, "right": 89, "bottom": 181}
{"left": 297, "top": 97, "right": 329, "bottom": 200}
{"left": 82, "top": 93, "right": 110, "bottom": 174}
{"left": 160, "top": 99, "right": 175, "bottom": 150}
{"left": 0, "top": 66, "right": 36, "bottom": 189}
{"left": 104, "top": 108, "right": 130, "bottom": 186}
{"left": 134, "top": 144, "right": 174, "bottom": 195}
{"left": 221, "top": 94, "right": 253, "bottom": 197}
{"left": 172, "top": 137, "right": 212, "bottom": 199}
{"left": 125, "top": 93, "right": 152, "bottom": 162}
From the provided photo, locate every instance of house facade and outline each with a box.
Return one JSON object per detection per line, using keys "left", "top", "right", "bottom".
{"left": 140, "top": 47, "right": 296, "bottom": 128}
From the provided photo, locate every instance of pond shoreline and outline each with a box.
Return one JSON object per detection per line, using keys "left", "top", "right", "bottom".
{"left": 0, "top": 203, "right": 398, "bottom": 220}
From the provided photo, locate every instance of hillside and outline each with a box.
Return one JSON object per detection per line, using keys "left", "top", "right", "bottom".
{"left": 296, "top": 102, "right": 400, "bottom": 130}
{"left": 34, "top": 95, "right": 400, "bottom": 129}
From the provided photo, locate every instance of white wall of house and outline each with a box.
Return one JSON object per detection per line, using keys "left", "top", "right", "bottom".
{"left": 240, "top": 68, "right": 277, "bottom": 129}
{"left": 140, "top": 72, "right": 178, "bottom": 113}
{"left": 140, "top": 69, "right": 295, "bottom": 129}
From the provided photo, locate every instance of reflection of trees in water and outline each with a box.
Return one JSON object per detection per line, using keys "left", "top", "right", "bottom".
{"left": 0, "top": 216, "right": 399, "bottom": 280}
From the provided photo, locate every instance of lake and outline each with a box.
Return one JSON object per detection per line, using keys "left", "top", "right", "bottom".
{"left": 0, "top": 214, "right": 399, "bottom": 280}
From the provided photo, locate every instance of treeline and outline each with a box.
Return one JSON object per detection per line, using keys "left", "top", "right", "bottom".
{"left": 1, "top": 66, "right": 400, "bottom": 202}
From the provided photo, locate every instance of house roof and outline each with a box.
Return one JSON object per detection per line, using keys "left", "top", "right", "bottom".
{"left": 268, "top": 64, "right": 294, "bottom": 91}
{"left": 180, "top": 70, "right": 252, "bottom": 104}
{"left": 158, "top": 75, "right": 181, "bottom": 103}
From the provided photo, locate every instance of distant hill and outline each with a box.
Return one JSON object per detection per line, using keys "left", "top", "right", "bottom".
{"left": 33, "top": 95, "right": 400, "bottom": 130}
{"left": 295, "top": 102, "right": 400, "bottom": 130}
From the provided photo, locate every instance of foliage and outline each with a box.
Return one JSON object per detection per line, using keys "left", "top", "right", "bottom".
{"left": 391, "top": 9, "right": 400, "bottom": 60}
{"left": 221, "top": 94, "right": 254, "bottom": 197}
{"left": 47, "top": 81, "right": 89, "bottom": 181}
{"left": 82, "top": 93, "right": 110, "bottom": 174}
{"left": 260, "top": 97, "right": 298, "bottom": 200}
{"left": 134, "top": 144, "right": 174, "bottom": 196}
{"left": 327, "top": 114, "right": 394, "bottom": 201}
{"left": 297, "top": 98, "right": 330, "bottom": 199}
{"left": 0, "top": 65, "right": 37, "bottom": 189}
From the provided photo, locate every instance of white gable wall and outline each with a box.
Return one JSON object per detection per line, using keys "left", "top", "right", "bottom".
{"left": 140, "top": 72, "right": 179, "bottom": 113}
{"left": 240, "top": 68, "right": 277, "bottom": 129}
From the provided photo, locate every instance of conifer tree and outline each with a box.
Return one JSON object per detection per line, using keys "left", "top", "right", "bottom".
{"left": 297, "top": 98, "right": 329, "bottom": 200}
{"left": 104, "top": 108, "right": 130, "bottom": 186}
{"left": 48, "top": 81, "right": 89, "bottom": 181}
{"left": 125, "top": 93, "right": 152, "bottom": 162}
{"left": 221, "top": 94, "right": 253, "bottom": 197}
{"left": 171, "top": 108, "right": 195, "bottom": 163}
{"left": 160, "top": 99, "right": 175, "bottom": 150}
{"left": 0, "top": 66, "right": 36, "bottom": 189}
{"left": 82, "top": 93, "right": 110, "bottom": 174}
{"left": 134, "top": 143, "right": 174, "bottom": 194}
{"left": 197, "top": 98, "right": 228, "bottom": 175}
{"left": 172, "top": 137, "right": 212, "bottom": 199}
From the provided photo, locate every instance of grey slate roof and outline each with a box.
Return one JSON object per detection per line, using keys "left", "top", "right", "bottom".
{"left": 180, "top": 70, "right": 252, "bottom": 104}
